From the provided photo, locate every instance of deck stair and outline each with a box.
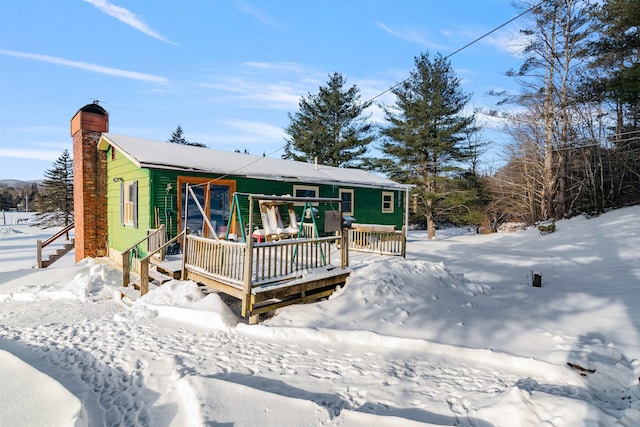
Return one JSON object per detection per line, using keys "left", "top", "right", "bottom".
{"left": 40, "top": 240, "right": 75, "bottom": 268}
{"left": 131, "top": 265, "right": 174, "bottom": 289}
{"left": 37, "top": 223, "right": 75, "bottom": 268}
{"left": 128, "top": 254, "right": 184, "bottom": 289}
{"left": 150, "top": 255, "right": 183, "bottom": 279}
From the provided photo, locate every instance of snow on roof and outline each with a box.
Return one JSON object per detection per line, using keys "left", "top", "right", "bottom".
{"left": 98, "top": 134, "right": 410, "bottom": 190}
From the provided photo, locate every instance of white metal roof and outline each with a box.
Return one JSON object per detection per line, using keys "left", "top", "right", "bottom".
{"left": 98, "top": 133, "right": 411, "bottom": 190}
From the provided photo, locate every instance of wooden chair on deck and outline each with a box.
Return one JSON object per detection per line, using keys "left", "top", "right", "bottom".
{"left": 253, "top": 201, "right": 299, "bottom": 241}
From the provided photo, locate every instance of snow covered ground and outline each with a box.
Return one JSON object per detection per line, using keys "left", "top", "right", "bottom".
{"left": 0, "top": 208, "right": 639, "bottom": 426}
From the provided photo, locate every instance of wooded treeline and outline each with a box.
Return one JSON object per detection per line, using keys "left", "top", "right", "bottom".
{"left": 0, "top": 181, "right": 39, "bottom": 212}
{"left": 283, "top": 0, "right": 639, "bottom": 238}
{"left": 488, "top": 0, "right": 640, "bottom": 227}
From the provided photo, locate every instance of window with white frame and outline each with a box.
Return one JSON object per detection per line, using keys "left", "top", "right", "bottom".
{"left": 121, "top": 181, "right": 138, "bottom": 227}
{"left": 339, "top": 189, "right": 354, "bottom": 215}
{"left": 292, "top": 185, "right": 319, "bottom": 205}
{"left": 382, "top": 191, "right": 394, "bottom": 213}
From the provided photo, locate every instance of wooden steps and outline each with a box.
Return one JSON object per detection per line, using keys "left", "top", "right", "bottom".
{"left": 129, "top": 255, "right": 183, "bottom": 289}
{"left": 131, "top": 265, "right": 174, "bottom": 289}
{"left": 40, "top": 240, "right": 74, "bottom": 268}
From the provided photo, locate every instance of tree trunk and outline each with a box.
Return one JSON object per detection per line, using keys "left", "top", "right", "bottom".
{"left": 426, "top": 199, "right": 436, "bottom": 240}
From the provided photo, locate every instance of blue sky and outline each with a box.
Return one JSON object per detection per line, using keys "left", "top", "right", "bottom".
{"left": 0, "top": 0, "right": 529, "bottom": 181}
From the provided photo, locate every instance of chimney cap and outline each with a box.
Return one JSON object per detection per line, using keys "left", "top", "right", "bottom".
{"left": 77, "top": 102, "right": 108, "bottom": 116}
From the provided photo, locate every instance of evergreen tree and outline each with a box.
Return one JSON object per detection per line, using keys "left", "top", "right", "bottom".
{"left": 585, "top": 0, "right": 640, "bottom": 135}
{"left": 168, "top": 125, "right": 207, "bottom": 147}
{"left": 33, "top": 150, "right": 74, "bottom": 228}
{"left": 284, "top": 72, "right": 374, "bottom": 168}
{"left": 380, "top": 52, "right": 476, "bottom": 239}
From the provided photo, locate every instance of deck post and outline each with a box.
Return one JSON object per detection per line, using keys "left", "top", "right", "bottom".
{"left": 401, "top": 225, "right": 407, "bottom": 258}
{"left": 341, "top": 227, "right": 348, "bottom": 268}
{"left": 122, "top": 250, "right": 130, "bottom": 287}
{"left": 241, "top": 196, "right": 255, "bottom": 319}
{"left": 181, "top": 233, "right": 189, "bottom": 280}
{"left": 37, "top": 240, "right": 43, "bottom": 268}
{"left": 140, "top": 258, "right": 149, "bottom": 296}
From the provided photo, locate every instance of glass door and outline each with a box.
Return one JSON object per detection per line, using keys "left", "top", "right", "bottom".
{"left": 178, "top": 177, "right": 235, "bottom": 238}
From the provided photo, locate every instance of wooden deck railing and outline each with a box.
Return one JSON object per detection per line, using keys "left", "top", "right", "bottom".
{"left": 183, "top": 234, "right": 340, "bottom": 289}
{"left": 184, "top": 235, "right": 246, "bottom": 286}
{"left": 136, "top": 231, "right": 185, "bottom": 295}
{"left": 122, "top": 225, "right": 166, "bottom": 288}
{"left": 251, "top": 236, "right": 337, "bottom": 286}
{"left": 348, "top": 226, "right": 407, "bottom": 257}
{"left": 37, "top": 222, "right": 74, "bottom": 268}
{"left": 147, "top": 227, "right": 166, "bottom": 256}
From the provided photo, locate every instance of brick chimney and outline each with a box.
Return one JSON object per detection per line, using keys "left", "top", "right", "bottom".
{"left": 71, "top": 102, "right": 109, "bottom": 262}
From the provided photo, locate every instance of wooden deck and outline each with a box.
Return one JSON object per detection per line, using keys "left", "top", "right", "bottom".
{"left": 183, "top": 234, "right": 349, "bottom": 322}
{"left": 120, "top": 195, "right": 406, "bottom": 323}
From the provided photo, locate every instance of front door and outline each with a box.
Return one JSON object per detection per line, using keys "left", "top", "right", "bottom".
{"left": 178, "top": 177, "right": 236, "bottom": 238}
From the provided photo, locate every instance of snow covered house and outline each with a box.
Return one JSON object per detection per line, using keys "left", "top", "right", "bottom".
{"left": 70, "top": 103, "right": 410, "bottom": 321}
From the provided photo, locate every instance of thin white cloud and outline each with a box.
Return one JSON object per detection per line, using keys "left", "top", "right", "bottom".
{"left": 0, "top": 148, "right": 62, "bottom": 162}
{"left": 199, "top": 78, "right": 302, "bottom": 110}
{"left": 223, "top": 120, "right": 285, "bottom": 141}
{"left": 483, "top": 29, "right": 530, "bottom": 57}
{"left": 243, "top": 62, "right": 308, "bottom": 73}
{"left": 377, "top": 22, "right": 448, "bottom": 51}
{"left": 235, "top": 2, "right": 276, "bottom": 26}
{"left": 0, "top": 49, "right": 169, "bottom": 84}
{"left": 82, "top": 0, "right": 177, "bottom": 45}
{"left": 193, "top": 121, "right": 286, "bottom": 151}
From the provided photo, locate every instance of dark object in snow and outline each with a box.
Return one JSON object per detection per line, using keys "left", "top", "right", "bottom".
{"left": 538, "top": 220, "right": 556, "bottom": 235}
{"left": 567, "top": 362, "right": 596, "bottom": 376}
{"left": 531, "top": 272, "right": 542, "bottom": 287}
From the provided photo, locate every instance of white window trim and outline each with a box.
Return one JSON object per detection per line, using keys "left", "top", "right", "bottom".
{"left": 292, "top": 185, "right": 319, "bottom": 206}
{"left": 339, "top": 189, "right": 354, "bottom": 216}
{"left": 123, "top": 181, "right": 136, "bottom": 226}
{"left": 382, "top": 191, "right": 394, "bottom": 213}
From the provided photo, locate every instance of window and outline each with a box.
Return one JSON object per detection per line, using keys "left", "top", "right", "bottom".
{"left": 292, "top": 185, "right": 319, "bottom": 206}
{"left": 339, "top": 189, "right": 354, "bottom": 215}
{"left": 382, "top": 191, "right": 394, "bottom": 213}
{"left": 120, "top": 181, "right": 138, "bottom": 227}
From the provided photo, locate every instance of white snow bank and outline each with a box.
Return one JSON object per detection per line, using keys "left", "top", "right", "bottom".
{"left": 0, "top": 350, "right": 86, "bottom": 427}
{"left": 266, "top": 258, "right": 491, "bottom": 339}
{"left": 0, "top": 259, "right": 120, "bottom": 302}
{"left": 176, "top": 374, "right": 441, "bottom": 427}
{"left": 124, "top": 280, "right": 239, "bottom": 329}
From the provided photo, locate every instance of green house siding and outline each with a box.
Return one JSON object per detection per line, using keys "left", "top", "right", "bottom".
{"left": 106, "top": 147, "right": 152, "bottom": 254}
{"left": 105, "top": 146, "right": 405, "bottom": 253}
{"left": 145, "top": 170, "right": 404, "bottom": 238}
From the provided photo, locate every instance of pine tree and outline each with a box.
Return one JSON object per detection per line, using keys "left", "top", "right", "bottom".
{"left": 284, "top": 72, "right": 375, "bottom": 168}
{"left": 168, "top": 125, "right": 207, "bottom": 147}
{"left": 585, "top": 0, "right": 640, "bottom": 135}
{"left": 380, "top": 52, "right": 476, "bottom": 239}
{"left": 33, "top": 150, "right": 74, "bottom": 228}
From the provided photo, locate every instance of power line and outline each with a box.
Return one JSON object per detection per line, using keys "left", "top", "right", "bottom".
{"left": 193, "top": 1, "right": 546, "bottom": 185}
{"left": 366, "top": 0, "right": 547, "bottom": 104}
